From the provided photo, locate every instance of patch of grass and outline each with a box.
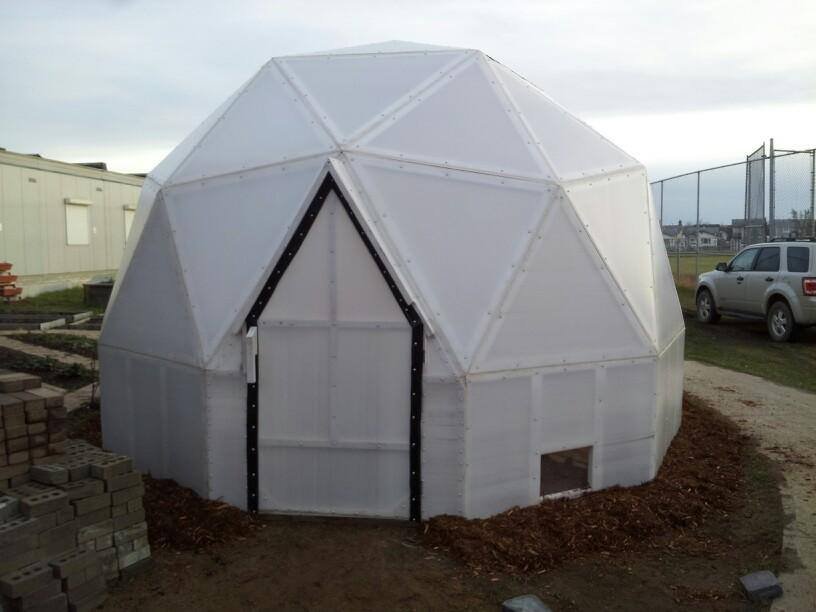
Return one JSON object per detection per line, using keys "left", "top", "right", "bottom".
{"left": 0, "top": 287, "right": 104, "bottom": 315}
{"left": 684, "top": 314, "right": 816, "bottom": 394}
{"left": 667, "top": 252, "right": 732, "bottom": 287}
{"left": 9, "top": 332, "right": 98, "bottom": 360}
{"left": 0, "top": 346, "right": 97, "bottom": 390}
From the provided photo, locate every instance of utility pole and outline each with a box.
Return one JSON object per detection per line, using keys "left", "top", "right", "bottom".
{"left": 769, "top": 138, "right": 775, "bottom": 239}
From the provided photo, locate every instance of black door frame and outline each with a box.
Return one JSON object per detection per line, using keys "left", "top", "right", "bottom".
{"left": 244, "top": 173, "right": 424, "bottom": 522}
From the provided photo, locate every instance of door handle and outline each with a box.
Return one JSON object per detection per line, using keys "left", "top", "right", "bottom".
{"left": 765, "top": 277, "right": 773, "bottom": 282}
{"left": 736, "top": 276, "right": 744, "bottom": 282}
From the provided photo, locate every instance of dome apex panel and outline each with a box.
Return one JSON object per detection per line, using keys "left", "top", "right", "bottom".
{"left": 296, "top": 40, "right": 465, "bottom": 57}
{"left": 278, "top": 51, "right": 466, "bottom": 143}
{"left": 356, "top": 56, "right": 553, "bottom": 179}
{"left": 170, "top": 64, "right": 335, "bottom": 185}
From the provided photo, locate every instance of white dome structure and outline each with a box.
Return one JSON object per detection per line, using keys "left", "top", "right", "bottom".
{"left": 100, "top": 41, "right": 684, "bottom": 521}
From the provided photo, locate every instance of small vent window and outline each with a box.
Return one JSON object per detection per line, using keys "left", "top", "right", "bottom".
{"left": 540, "top": 447, "right": 590, "bottom": 496}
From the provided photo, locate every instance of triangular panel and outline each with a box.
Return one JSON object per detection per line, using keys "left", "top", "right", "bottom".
{"left": 350, "top": 156, "right": 551, "bottom": 368}
{"left": 279, "top": 51, "right": 464, "bottom": 142}
{"left": 491, "top": 61, "right": 638, "bottom": 180}
{"left": 171, "top": 64, "right": 335, "bottom": 184}
{"left": 101, "top": 198, "right": 201, "bottom": 365}
{"left": 163, "top": 158, "right": 326, "bottom": 362}
{"left": 303, "top": 41, "right": 463, "bottom": 56}
{"left": 565, "top": 171, "right": 657, "bottom": 345}
{"left": 648, "top": 194, "right": 684, "bottom": 349}
{"left": 474, "top": 197, "right": 650, "bottom": 373}
{"left": 358, "top": 56, "right": 548, "bottom": 178}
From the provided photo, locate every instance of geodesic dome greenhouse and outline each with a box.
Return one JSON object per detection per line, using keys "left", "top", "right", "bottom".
{"left": 100, "top": 41, "right": 684, "bottom": 521}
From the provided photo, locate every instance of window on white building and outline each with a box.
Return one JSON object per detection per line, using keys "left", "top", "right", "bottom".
{"left": 64, "top": 199, "right": 91, "bottom": 245}
{"left": 124, "top": 206, "right": 136, "bottom": 241}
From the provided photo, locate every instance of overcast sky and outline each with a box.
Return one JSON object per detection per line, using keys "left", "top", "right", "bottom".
{"left": 1, "top": 0, "right": 814, "bottom": 190}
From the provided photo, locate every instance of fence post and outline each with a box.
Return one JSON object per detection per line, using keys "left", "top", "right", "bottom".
{"left": 696, "top": 171, "right": 701, "bottom": 279}
{"left": 769, "top": 138, "right": 775, "bottom": 239}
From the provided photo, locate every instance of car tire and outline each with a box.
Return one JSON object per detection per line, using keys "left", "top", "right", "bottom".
{"left": 696, "top": 288, "right": 720, "bottom": 324}
{"left": 767, "top": 300, "right": 797, "bottom": 342}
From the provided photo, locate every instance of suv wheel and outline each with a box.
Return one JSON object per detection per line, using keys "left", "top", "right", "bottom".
{"left": 767, "top": 300, "right": 797, "bottom": 342}
{"left": 696, "top": 288, "right": 720, "bottom": 323}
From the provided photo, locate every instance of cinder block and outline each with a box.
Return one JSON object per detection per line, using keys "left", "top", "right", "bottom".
{"left": 112, "top": 508, "right": 144, "bottom": 532}
{"left": 89, "top": 457, "right": 132, "bottom": 480}
{"left": 0, "top": 453, "right": 7, "bottom": 467}
{"left": 30, "top": 447, "right": 48, "bottom": 459}
{"left": 72, "top": 494, "right": 110, "bottom": 517}
{"left": 25, "top": 407, "right": 48, "bottom": 424}
{"left": 67, "top": 573, "right": 106, "bottom": 601}
{"left": 110, "top": 484, "right": 143, "bottom": 506}
{"left": 2, "top": 533, "right": 39, "bottom": 558}
{"left": 20, "top": 490, "right": 69, "bottom": 518}
{"left": 29, "top": 433, "right": 48, "bottom": 447}
{"left": 5, "top": 482, "right": 53, "bottom": 501}
{"left": 5, "top": 423, "right": 27, "bottom": 438}
{"left": 47, "top": 419, "right": 66, "bottom": 434}
{"left": 95, "top": 547, "right": 118, "bottom": 581}
{"left": 7, "top": 436, "right": 29, "bottom": 452}
{"left": 24, "top": 591, "right": 67, "bottom": 612}
{"left": 63, "top": 461, "right": 91, "bottom": 482}
{"left": 77, "top": 508, "right": 110, "bottom": 529}
{"left": 38, "top": 519, "right": 78, "bottom": 547}
{"left": 112, "top": 522, "right": 147, "bottom": 546}
{"left": 0, "top": 463, "right": 30, "bottom": 481}
{"left": 76, "top": 520, "right": 112, "bottom": 545}
{"left": 10, "top": 472, "right": 31, "bottom": 487}
{"left": 48, "top": 431, "right": 67, "bottom": 444}
{"left": 32, "top": 454, "right": 66, "bottom": 466}
{"left": 104, "top": 471, "right": 141, "bottom": 493}
{"left": 43, "top": 534, "right": 77, "bottom": 557}
{"left": 56, "top": 505, "right": 75, "bottom": 525}
{"left": 0, "top": 373, "right": 41, "bottom": 393}
{"left": 47, "top": 404, "right": 67, "bottom": 418}
{"left": 16, "top": 578, "right": 61, "bottom": 608}
{"left": 94, "top": 534, "right": 112, "bottom": 551}
{"left": 9, "top": 392, "right": 45, "bottom": 411}
{"left": 0, "top": 561, "right": 52, "bottom": 598}
{"left": 739, "top": 570, "right": 783, "bottom": 602}
{"left": 117, "top": 544, "right": 150, "bottom": 570}
{"left": 0, "top": 515, "right": 56, "bottom": 547}
{"left": 0, "top": 393, "right": 25, "bottom": 413}
{"left": 27, "top": 387, "right": 64, "bottom": 408}
{"left": 27, "top": 423, "right": 47, "bottom": 435}
{"left": 30, "top": 465, "right": 69, "bottom": 486}
{"left": 68, "top": 590, "right": 107, "bottom": 612}
{"left": 110, "top": 504, "right": 126, "bottom": 518}
{"left": 8, "top": 450, "right": 30, "bottom": 465}
{"left": 49, "top": 549, "right": 99, "bottom": 579}
{"left": 0, "top": 495, "right": 20, "bottom": 520}
{"left": 47, "top": 442, "right": 66, "bottom": 455}
{"left": 0, "top": 546, "right": 44, "bottom": 577}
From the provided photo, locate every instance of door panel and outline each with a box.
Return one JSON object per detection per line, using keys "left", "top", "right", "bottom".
{"left": 716, "top": 248, "right": 757, "bottom": 310}
{"left": 742, "top": 247, "right": 780, "bottom": 314}
{"left": 257, "top": 192, "right": 411, "bottom": 518}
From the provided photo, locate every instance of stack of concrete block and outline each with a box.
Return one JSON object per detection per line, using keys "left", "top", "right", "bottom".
{"left": 0, "top": 371, "right": 67, "bottom": 490}
{"left": 51, "top": 548, "right": 106, "bottom": 611}
{"left": 0, "top": 560, "right": 66, "bottom": 612}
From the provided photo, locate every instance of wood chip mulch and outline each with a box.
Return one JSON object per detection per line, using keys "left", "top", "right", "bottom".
{"left": 143, "top": 477, "right": 261, "bottom": 552}
{"left": 423, "top": 393, "right": 748, "bottom": 575}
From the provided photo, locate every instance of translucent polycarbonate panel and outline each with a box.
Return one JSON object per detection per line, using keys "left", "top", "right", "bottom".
{"left": 350, "top": 156, "right": 551, "bottom": 368}
{"left": 359, "top": 57, "right": 547, "bottom": 178}
{"left": 536, "top": 368, "right": 596, "bottom": 452}
{"left": 601, "top": 361, "right": 657, "bottom": 445}
{"left": 424, "top": 334, "right": 458, "bottom": 380}
{"left": 99, "top": 348, "right": 208, "bottom": 496}
{"left": 648, "top": 193, "right": 685, "bottom": 349}
{"left": 466, "top": 377, "right": 532, "bottom": 518}
{"left": 101, "top": 199, "right": 201, "bottom": 365}
{"left": 593, "top": 436, "right": 655, "bottom": 489}
{"left": 304, "top": 41, "right": 463, "bottom": 56}
{"left": 422, "top": 381, "right": 465, "bottom": 517}
{"left": 163, "top": 158, "right": 325, "bottom": 361}
{"left": 205, "top": 371, "right": 247, "bottom": 508}
{"left": 149, "top": 78, "right": 250, "bottom": 185}
{"left": 654, "top": 333, "right": 684, "bottom": 465}
{"left": 491, "top": 61, "right": 637, "bottom": 180}
{"left": 476, "top": 199, "right": 650, "bottom": 373}
{"left": 279, "top": 51, "right": 463, "bottom": 142}
{"left": 565, "top": 171, "right": 657, "bottom": 345}
{"left": 171, "top": 64, "right": 334, "bottom": 184}
{"left": 334, "top": 194, "right": 406, "bottom": 323}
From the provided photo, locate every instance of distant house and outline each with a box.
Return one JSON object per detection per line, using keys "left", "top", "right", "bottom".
{"left": 0, "top": 148, "right": 144, "bottom": 296}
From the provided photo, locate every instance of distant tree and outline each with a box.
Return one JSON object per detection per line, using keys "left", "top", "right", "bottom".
{"left": 790, "top": 208, "right": 814, "bottom": 237}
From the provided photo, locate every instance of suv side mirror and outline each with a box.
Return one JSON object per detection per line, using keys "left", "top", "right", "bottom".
{"left": 715, "top": 262, "right": 728, "bottom": 272}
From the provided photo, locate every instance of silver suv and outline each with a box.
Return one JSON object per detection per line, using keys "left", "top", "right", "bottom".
{"left": 695, "top": 240, "right": 816, "bottom": 341}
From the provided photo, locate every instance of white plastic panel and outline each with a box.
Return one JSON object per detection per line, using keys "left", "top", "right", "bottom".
{"left": 171, "top": 64, "right": 335, "bottom": 184}
{"left": 304, "top": 41, "right": 462, "bottom": 56}
{"left": 101, "top": 198, "right": 201, "bottom": 365}
{"left": 205, "top": 372, "right": 247, "bottom": 508}
{"left": 164, "top": 158, "right": 324, "bottom": 361}
{"left": 476, "top": 198, "right": 651, "bottom": 372}
{"left": 351, "top": 156, "right": 551, "bottom": 369}
{"left": 257, "top": 193, "right": 412, "bottom": 518}
{"left": 466, "top": 377, "right": 532, "bottom": 518}
{"left": 649, "top": 192, "right": 685, "bottom": 349}
{"left": 537, "top": 368, "right": 596, "bottom": 452}
{"left": 491, "top": 60, "right": 638, "bottom": 181}
{"left": 359, "top": 56, "right": 547, "bottom": 178}
{"left": 422, "top": 381, "right": 465, "bottom": 518}
{"left": 593, "top": 436, "right": 655, "bottom": 489}
{"left": 601, "top": 361, "right": 656, "bottom": 445}
{"left": 566, "top": 171, "right": 656, "bottom": 346}
{"left": 654, "top": 332, "right": 684, "bottom": 464}
{"left": 279, "top": 51, "right": 464, "bottom": 142}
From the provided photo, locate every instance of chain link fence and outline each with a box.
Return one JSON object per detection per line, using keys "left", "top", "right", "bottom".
{"left": 651, "top": 141, "right": 815, "bottom": 286}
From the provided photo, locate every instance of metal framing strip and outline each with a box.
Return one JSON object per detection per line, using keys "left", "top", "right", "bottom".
{"left": 244, "top": 173, "right": 425, "bottom": 521}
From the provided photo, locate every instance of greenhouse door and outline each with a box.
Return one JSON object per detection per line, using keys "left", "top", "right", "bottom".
{"left": 254, "top": 189, "right": 413, "bottom": 518}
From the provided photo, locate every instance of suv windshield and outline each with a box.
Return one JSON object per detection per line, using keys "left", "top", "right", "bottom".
{"left": 730, "top": 248, "right": 758, "bottom": 271}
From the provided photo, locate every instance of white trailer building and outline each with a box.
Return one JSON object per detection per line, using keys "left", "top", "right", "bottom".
{"left": 100, "top": 42, "right": 685, "bottom": 521}
{"left": 0, "top": 148, "right": 144, "bottom": 296}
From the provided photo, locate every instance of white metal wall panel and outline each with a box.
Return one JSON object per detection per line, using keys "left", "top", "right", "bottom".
{"left": 422, "top": 381, "right": 465, "bottom": 517}
{"left": 278, "top": 51, "right": 464, "bottom": 142}
{"left": 206, "top": 372, "right": 248, "bottom": 508}
{"left": 258, "top": 194, "right": 411, "bottom": 518}
{"left": 601, "top": 361, "right": 657, "bottom": 445}
{"left": 490, "top": 60, "right": 638, "bottom": 181}
{"left": 565, "top": 171, "right": 657, "bottom": 346}
{"left": 101, "top": 198, "right": 202, "bottom": 365}
{"left": 466, "top": 377, "right": 532, "bottom": 518}
{"left": 358, "top": 56, "right": 547, "bottom": 178}
{"left": 172, "top": 64, "right": 335, "bottom": 184}
{"left": 0, "top": 165, "right": 24, "bottom": 272}
{"left": 476, "top": 198, "right": 651, "bottom": 373}
{"left": 350, "top": 156, "right": 550, "bottom": 369}
{"left": 164, "top": 158, "right": 325, "bottom": 361}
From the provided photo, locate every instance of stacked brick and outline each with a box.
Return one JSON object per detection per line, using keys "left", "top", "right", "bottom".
{"left": 0, "top": 371, "right": 67, "bottom": 488}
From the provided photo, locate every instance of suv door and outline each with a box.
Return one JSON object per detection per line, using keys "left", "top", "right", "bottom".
{"left": 716, "top": 247, "right": 758, "bottom": 310}
{"left": 742, "top": 246, "right": 780, "bottom": 314}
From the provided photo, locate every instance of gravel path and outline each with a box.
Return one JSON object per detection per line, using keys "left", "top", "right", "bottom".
{"left": 685, "top": 360, "right": 816, "bottom": 611}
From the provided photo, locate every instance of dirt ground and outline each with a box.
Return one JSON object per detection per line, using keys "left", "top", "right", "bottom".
{"left": 99, "top": 404, "right": 782, "bottom": 612}
{"left": 685, "top": 360, "right": 816, "bottom": 612}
